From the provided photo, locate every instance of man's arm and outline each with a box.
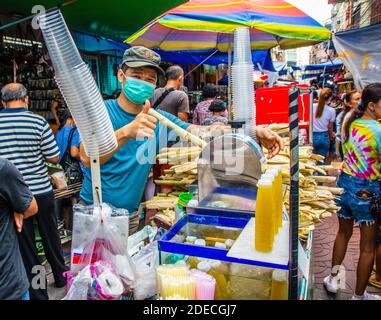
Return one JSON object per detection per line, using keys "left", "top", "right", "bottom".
{"left": 80, "top": 101, "right": 157, "bottom": 167}
{"left": 1, "top": 160, "right": 38, "bottom": 232}
{"left": 14, "top": 197, "right": 38, "bottom": 233}
{"left": 177, "top": 112, "right": 189, "bottom": 122}
{"left": 41, "top": 120, "right": 60, "bottom": 163}
{"left": 177, "top": 92, "right": 190, "bottom": 122}
{"left": 184, "top": 121, "right": 283, "bottom": 159}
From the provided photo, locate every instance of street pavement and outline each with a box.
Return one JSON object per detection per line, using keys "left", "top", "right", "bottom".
{"left": 313, "top": 214, "right": 381, "bottom": 300}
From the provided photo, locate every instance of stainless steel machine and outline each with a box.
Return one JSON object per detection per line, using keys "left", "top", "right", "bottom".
{"left": 197, "top": 133, "right": 265, "bottom": 213}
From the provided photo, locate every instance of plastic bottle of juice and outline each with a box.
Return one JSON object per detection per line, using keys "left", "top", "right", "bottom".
{"left": 270, "top": 269, "right": 288, "bottom": 300}
{"left": 267, "top": 167, "right": 283, "bottom": 233}
{"left": 260, "top": 173, "right": 277, "bottom": 239}
{"left": 197, "top": 261, "right": 230, "bottom": 300}
{"left": 255, "top": 178, "right": 275, "bottom": 252}
{"left": 208, "top": 260, "right": 231, "bottom": 300}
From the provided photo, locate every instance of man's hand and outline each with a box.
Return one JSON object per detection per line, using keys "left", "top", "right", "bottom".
{"left": 122, "top": 100, "right": 157, "bottom": 139}
{"left": 256, "top": 126, "right": 284, "bottom": 159}
{"left": 14, "top": 213, "right": 24, "bottom": 233}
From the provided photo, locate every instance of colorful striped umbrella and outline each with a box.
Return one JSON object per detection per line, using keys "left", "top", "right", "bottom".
{"left": 126, "top": 0, "right": 331, "bottom": 51}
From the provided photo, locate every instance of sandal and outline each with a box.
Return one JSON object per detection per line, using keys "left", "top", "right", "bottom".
{"left": 368, "top": 272, "right": 381, "bottom": 289}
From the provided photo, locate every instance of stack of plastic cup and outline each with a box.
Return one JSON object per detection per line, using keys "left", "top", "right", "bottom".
{"left": 38, "top": 9, "right": 117, "bottom": 157}
{"left": 231, "top": 27, "right": 256, "bottom": 139}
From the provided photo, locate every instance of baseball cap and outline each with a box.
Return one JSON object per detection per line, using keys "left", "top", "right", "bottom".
{"left": 122, "top": 46, "right": 165, "bottom": 77}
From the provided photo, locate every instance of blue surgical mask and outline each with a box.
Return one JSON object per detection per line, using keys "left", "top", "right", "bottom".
{"left": 121, "top": 72, "right": 155, "bottom": 104}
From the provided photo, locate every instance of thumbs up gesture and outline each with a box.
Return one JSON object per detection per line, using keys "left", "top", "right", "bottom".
{"left": 124, "top": 100, "right": 157, "bottom": 139}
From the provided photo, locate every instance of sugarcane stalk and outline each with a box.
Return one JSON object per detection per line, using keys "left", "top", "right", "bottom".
{"left": 148, "top": 108, "right": 207, "bottom": 148}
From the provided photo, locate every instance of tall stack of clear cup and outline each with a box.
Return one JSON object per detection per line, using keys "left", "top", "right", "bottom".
{"left": 231, "top": 27, "right": 256, "bottom": 139}
{"left": 38, "top": 9, "right": 117, "bottom": 157}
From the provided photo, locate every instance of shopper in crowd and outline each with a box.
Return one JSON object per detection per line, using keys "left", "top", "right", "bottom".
{"left": 192, "top": 83, "right": 227, "bottom": 125}
{"left": 336, "top": 90, "right": 361, "bottom": 160}
{"left": 0, "top": 83, "right": 67, "bottom": 299}
{"left": 324, "top": 83, "right": 381, "bottom": 300}
{"left": 55, "top": 109, "right": 83, "bottom": 229}
{"left": 50, "top": 92, "right": 67, "bottom": 127}
{"left": 0, "top": 158, "right": 38, "bottom": 300}
{"left": 313, "top": 90, "right": 319, "bottom": 104}
{"left": 79, "top": 46, "right": 284, "bottom": 235}
{"left": 312, "top": 88, "right": 335, "bottom": 163}
{"left": 151, "top": 65, "right": 189, "bottom": 122}
{"left": 202, "top": 99, "right": 228, "bottom": 126}
{"left": 56, "top": 109, "right": 81, "bottom": 163}
{"left": 326, "top": 95, "right": 342, "bottom": 164}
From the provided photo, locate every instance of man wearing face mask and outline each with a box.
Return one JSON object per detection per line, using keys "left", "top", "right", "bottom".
{"left": 79, "top": 47, "right": 284, "bottom": 234}
{"left": 150, "top": 65, "right": 189, "bottom": 122}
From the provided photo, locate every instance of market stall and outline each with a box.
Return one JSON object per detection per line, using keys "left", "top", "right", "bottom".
{"left": 0, "top": 0, "right": 338, "bottom": 302}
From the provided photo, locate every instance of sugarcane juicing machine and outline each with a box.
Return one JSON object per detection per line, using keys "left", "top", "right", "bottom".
{"left": 197, "top": 129, "right": 265, "bottom": 214}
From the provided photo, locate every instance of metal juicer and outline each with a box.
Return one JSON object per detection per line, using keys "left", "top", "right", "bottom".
{"left": 197, "top": 130, "right": 265, "bottom": 214}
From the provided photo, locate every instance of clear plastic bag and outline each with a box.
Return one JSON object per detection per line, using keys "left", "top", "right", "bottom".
{"left": 65, "top": 203, "right": 136, "bottom": 300}
{"left": 70, "top": 203, "right": 130, "bottom": 273}
{"left": 132, "top": 241, "right": 159, "bottom": 300}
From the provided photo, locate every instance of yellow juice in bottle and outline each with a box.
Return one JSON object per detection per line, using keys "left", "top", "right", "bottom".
{"left": 198, "top": 261, "right": 231, "bottom": 300}
{"left": 267, "top": 167, "right": 283, "bottom": 234}
{"left": 274, "top": 173, "right": 283, "bottom": 232}
{"left": 270, "top": 269, "right": 288, "bottom": 300}
{"left": 255, "top": 178, "right": 275, "bottom": 252}
{"left": 260, "top": 173, "right": 276, "bottom": 240}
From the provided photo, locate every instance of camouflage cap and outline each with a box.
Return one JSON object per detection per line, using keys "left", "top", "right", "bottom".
{"left": 122, "top": 46, "right": 164, "bottom": 76}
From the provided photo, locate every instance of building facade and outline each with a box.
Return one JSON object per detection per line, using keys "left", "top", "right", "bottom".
{"left": 330, "top": 0, "right": 381, "bottom": 32}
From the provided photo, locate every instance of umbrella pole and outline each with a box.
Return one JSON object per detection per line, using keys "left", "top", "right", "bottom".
{"left": 228, "top": 35, "right": 232, "bottom": 121}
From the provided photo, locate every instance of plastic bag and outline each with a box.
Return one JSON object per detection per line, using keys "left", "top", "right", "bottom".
{"left": 65, "top": 203, "right": 136, "bottom": 300}
{"left": 132, "top": 241, "right": 159, "bottom": 300}
{"left": 70, "top": 203, "right": 130, "bottom": 274}
{"left": 127, "top": 225, "right": 158, "bottom": 257}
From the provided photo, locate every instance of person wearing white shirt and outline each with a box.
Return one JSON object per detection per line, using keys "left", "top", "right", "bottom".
{"left": 312, "top": 88, "right": 335, "bottom": 164}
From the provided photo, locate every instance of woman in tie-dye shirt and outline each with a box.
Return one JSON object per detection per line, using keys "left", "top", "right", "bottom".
{"left": 324, "top": 83, "right": 381, "bottom": 300}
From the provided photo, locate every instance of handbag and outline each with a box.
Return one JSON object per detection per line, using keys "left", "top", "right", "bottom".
{"left": 60, "top": 127, "right": 83, "bottom": 185}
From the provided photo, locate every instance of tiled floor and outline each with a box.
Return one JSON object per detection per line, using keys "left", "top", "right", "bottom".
{"left": 312, "top": 214, "right": 381, "bottom": 300}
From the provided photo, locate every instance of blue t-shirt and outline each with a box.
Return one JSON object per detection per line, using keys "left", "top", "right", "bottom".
{"left": 56, "top": 126, "right": 80, "bottom": 161}
{"left": 80, "top": 99, "right": 190, "bottom": 214}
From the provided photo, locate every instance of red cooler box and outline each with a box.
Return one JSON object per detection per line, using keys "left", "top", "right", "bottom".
{"left": 255, "top": 86, "right": 311, "bottom": 143}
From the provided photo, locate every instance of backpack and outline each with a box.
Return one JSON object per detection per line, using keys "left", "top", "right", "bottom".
{"left": 59, "top": 127, "right": 83, "bottom": 185}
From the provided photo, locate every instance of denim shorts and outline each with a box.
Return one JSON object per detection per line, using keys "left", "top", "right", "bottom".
{"left": 313, "top": 132, "right": 330, "bottom": 163}
{"left": 336, "top": 172, "right": 380, "bottom": 225}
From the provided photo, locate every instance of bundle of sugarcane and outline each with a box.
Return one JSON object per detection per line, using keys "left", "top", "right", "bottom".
{"left": 157, "top": 146, "right": 202, "bottom": 165}
{"left": 266, "top": 123, "right": 290, "bottom": 135}
{"left": 155, "top": 146, "right": 202, "bottom": 191}
{"left": 154, "top": 208, "right": 176, "bottom": 226}
{"left": 142, "top": 195, "right": 179, "bottom": 210}
{"left": 264, "top": 141, "right": 343, "bottom": 241}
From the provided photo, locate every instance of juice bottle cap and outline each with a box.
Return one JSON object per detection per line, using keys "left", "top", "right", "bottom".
{"left": 215, "top": 242, "right": 227, "bottom": 249}
{"left": 272, "top": 269, "right": 288, "bottom": 281}
{"left": 225, "top": 239, "right": 234, "bottom": 247}
{"left": 194, "top": 239, "right": 206, "bottom": 246}
{"left": 257, "top": 178, "right": 273, "bottom": 187}
{"left": 197, "top": 261, "right": 211, "bottom": 272}
{"left": 261, "top": 173, "right": 275, "bottom": 181}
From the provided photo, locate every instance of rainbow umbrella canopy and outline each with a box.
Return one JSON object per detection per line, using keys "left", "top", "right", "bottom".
{"left": 126, "top": 0, "right": 332, "bottom": 51}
